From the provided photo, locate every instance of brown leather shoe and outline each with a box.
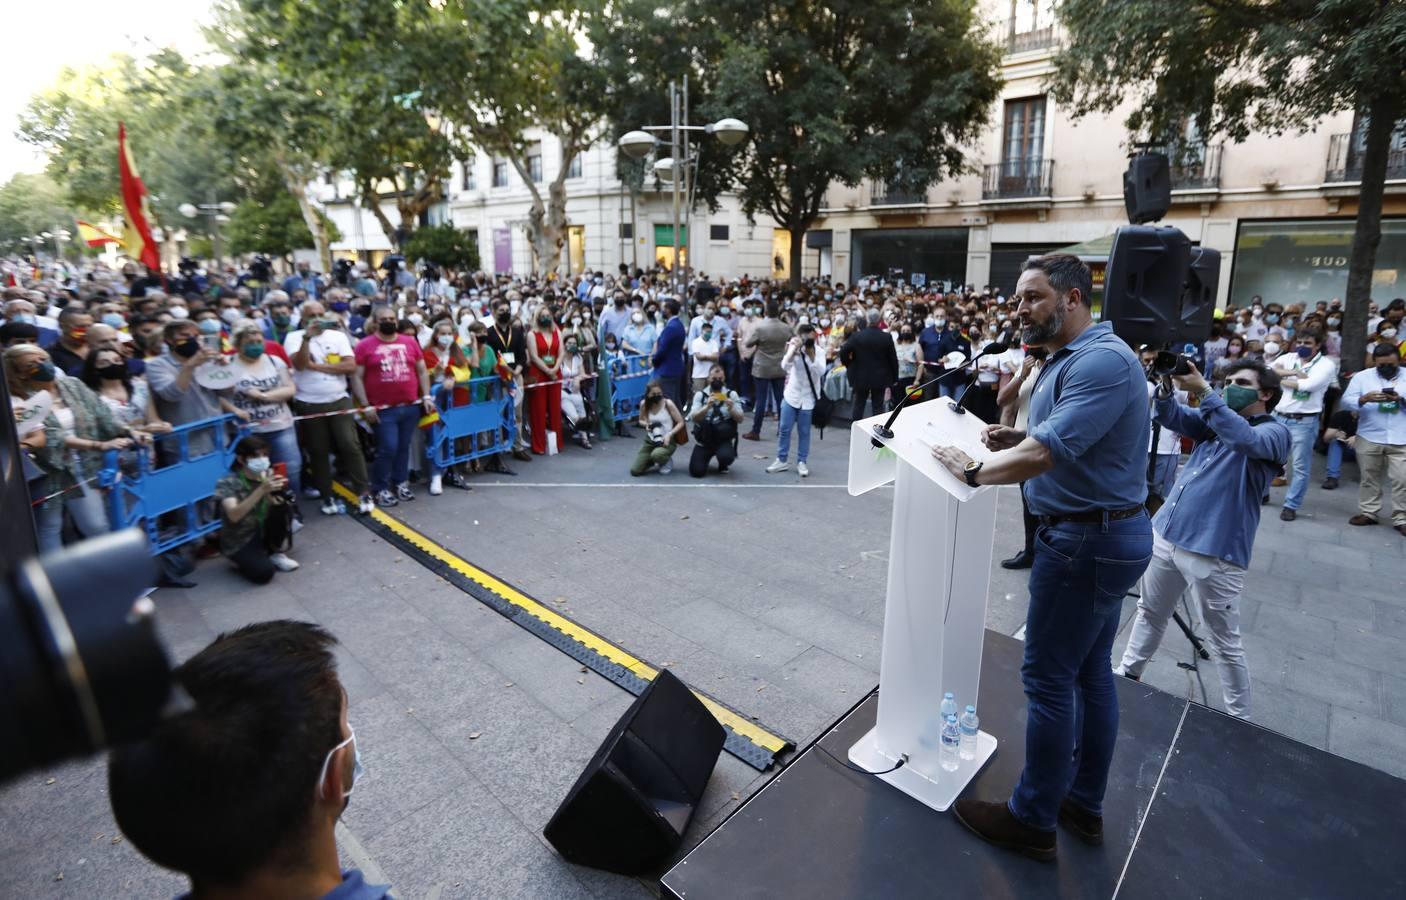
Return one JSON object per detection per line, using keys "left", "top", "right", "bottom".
{"left": 741, "top": 432, "right": 760, "bottom": 441}
{"left": 512, "top": 449, "right": 532, "bottom": 462}
{"left": 1349, "top": 514, "right": 1378, "bottom": 526}
{"left": 1272, "top": 476, "right": 1288, "bottom": 487}
{"left": 1280, "top": 507, "right": 1296, "bottom": 521}
{"left": 1058, "top": 798, "right": 1104, "bottom": 846}
{"left": 952, "top": 798, "right": 1056, "bottom": 862}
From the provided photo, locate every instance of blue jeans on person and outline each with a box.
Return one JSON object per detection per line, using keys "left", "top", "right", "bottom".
{"left": 751, "top": 377, "right": 785, "bottom": 434}
{"left": 939, "top": 380, "right": 967, "bottom": 404}
{"left": 1326, "top": 439, "right": 1356, "bottom": 479}
{"left": 1274, "top": 413, "right": 1319, "bottom": 510}
{"left": 35, "top": 484, "right": 111, "bottom": 554}
{"left": 370, "top": 405, "right": 420, "bottom": 493}
{"left": 777, "top": 402, "right": 812, "bottom": 464}
{"left": 262, "top": 426, "right": 302, "bottom": 498}
{"left": 736, "top": 356, "right": 755, "bottom": 404}
{"left": 1009, "top": 513, "right": 1153, "bottom": 831}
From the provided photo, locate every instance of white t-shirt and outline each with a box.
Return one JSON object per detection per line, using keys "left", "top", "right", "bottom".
{"left": 283, "top": 328, "right": 354, "bottom": 404}
{"left": 1146, "top": 382, "right": 1186, "bottom": 454}
{"left": 690, "top": 335, "right": 721, "bottom": 379}
{"left": 1271, "top": 350, "right": 1338, "bottom": 415}
{"left": 230, "top": 355, "right": 295, "bottom": 433}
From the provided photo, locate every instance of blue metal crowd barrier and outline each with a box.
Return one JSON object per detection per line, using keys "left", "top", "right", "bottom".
{"left": 607, "top": 353, "right": 651, "bottom": 423}
{"left": 425, "top": 375, "right": 516, "bottom": 469}
{"left": 100, "top": 413, "right": 247, "bottom": 555}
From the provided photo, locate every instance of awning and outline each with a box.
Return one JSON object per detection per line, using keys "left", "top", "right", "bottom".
{"left": 806, "top": 230, "right": 833, "bottom": 249}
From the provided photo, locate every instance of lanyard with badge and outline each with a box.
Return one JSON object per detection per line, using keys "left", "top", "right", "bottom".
{"left": 1292, "top": 353, "right": 1321, "bottom": 402}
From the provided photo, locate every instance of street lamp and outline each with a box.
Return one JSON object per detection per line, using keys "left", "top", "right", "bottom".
{"left": 617, "top": 78, "right": 748, "bottom": 296}
{"left": 180, "top": 200, "right": 237, "bottom": 266}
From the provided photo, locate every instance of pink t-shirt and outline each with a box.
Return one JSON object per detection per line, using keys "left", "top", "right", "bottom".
{"left": 354, "top": 334, "right": 423, "bottom": 406}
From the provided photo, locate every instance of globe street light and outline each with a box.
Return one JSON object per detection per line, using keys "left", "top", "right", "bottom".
{"left": 708, "top": 118, "right": 749, "bottom": 146}
{"left": 618, "top": 130, "right": 657, "bottom": 160}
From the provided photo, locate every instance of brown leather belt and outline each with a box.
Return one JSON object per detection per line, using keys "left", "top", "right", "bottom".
{"left": 1039, "top": 506, "right": 1145, "bottom": 528}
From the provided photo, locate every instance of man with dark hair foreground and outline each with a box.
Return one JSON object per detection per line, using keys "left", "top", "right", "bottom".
{"left": 1118, "top": 359, "right": 1290, "bottom": 719}
{"left": 109, "top": 621, "right": 392, "bottom": 900}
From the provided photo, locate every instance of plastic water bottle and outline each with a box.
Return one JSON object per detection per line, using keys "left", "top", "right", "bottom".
{"left": 959, "top": 705, "right": 979, "bottom": 761}
{"left": 939, "top": 691, "right": 958, "bottom": 723}
{"left": 940, "top": 715, "right": 961, "bottom": 772}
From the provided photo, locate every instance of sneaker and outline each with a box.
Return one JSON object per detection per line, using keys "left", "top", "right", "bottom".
{"left": 397, "top": 483, "right": 416, "bottom": 501}
{"left": 320, "top": 497, "right": 342, "bottom": 516}
{"left": 659, "top": 460, "right": 673, "bottom": 475}
{"left": 1279, "top": 507, "right": 1296, "bottom": 521}
{"left": 797, "top": 461, "right": 809, "bottom": 478}
{"left": 358, "top": 493, "right": 375, "bottom": 514}
{"left": 766, "top": 459, "right": 790, "bottom": 473}
{"left": 429, "top": 474, "right": 443, "bottom": 496}
{"left": 447, "top": 470, "right": 472, "bottom": 490}
{"left": 302, "top": 486, "right": 322, "bottom": 499}
{"left": 269, "top": 553, "right": 300, "bottom": 572}
{"left": 1321, "top": 476, "right": 1339, "bottom": 490}
{"left": 376, "top": 489, "right": 399, "bottom": 508}
{"left": 290, "top": 514, "right": 304, "bottom": 534}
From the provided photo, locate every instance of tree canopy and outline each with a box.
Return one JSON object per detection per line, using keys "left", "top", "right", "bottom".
{"left": 1050, "top": 0, "right": 1406, "bottom": 371}
{"left": 0, "top": 173, "right": 71, "bottom": 254}
{"left": 402, "top": 223, "right": 482, "bottom": 274}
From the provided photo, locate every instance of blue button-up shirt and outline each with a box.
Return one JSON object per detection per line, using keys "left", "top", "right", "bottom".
{"left": 1026, "top": 321, "right": 1150, "bottom": 516}
{"left": 1340, "top": 366, "right": 1406, "bottom": 446}
{"left": 1151, "top": 392, "right": 1291, "bottom": 568}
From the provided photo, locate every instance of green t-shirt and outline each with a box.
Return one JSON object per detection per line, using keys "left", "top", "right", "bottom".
{"left": 214, "top": 472, "right": 265, "bottom": 555}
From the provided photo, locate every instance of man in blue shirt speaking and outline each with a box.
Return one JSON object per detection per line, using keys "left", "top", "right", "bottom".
{"left": 1120, "top": 358, "right": 1290, "bottom": 718}
{"left": 933, "top": 254, "right": 1152, "bottom": 862}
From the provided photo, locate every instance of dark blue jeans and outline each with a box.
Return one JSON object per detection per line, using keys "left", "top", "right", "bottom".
{"left": 1009, "top": 513, "right": 1153, "bottom": 831}
{"left": 370, "top": 404, "right": 420, "bottom": 492}
{"left": 751, "top": 377, "right": 784, "bottom": 434}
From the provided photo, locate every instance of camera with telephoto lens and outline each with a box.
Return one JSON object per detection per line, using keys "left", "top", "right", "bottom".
{"left": 333, "top": 258, "right": 355, "bottom": 286}
{"left": 380, "top": 254, "right": 405, "bottom": 275}
{"left": 1152, "top": 350, "right": 1194, "bottom": 377}
{"left": 0, "top": 529, "right": 178, "bottom": 785}
{"left": 249, "top": 255, "right": 273, "bottom": 282}
{"left": 421, "top": 265, "right": 440, "bottom": 283}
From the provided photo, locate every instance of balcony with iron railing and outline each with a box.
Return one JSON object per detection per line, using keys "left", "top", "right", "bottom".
{"left": 982, "top": 158, "right": 1054, "bottom": 200}
{"left": 1168, "top": 143, "right": 1223, "bottom": 191}
{"left": 1001, "top": 18, "right": 1058, "bottom": 55}
{"left": 869, "top": 184, "right": 928, "bottom": 207}
{"left": 1325, "top": 132, "right": 1406, "bottom": 184}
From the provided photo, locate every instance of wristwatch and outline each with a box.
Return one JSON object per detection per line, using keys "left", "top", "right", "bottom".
{"left": 963, "top": 460, "right": 984, "bottom": 487}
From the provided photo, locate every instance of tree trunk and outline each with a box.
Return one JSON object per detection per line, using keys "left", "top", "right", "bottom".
{"left": 276, "top": 154, "right": 332, "bottom": 273}
{"left": 359, "top": 179, "right": 399, "bottom": 247}
{"left": 508, "top": 154, "right": 568, "bottom": 278}
{"left": 1341, "top": 94, "right": 1401, "bottom": 375}
{"left": 788, "top": 221, "right": 807, "bottom": 290}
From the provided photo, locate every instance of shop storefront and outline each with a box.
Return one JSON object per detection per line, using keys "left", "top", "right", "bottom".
{"left": 850, "top": 227, "right": 968, "bottom": 289}
{"left": 1230, "top": 218, "right": 1406, "bottom": 307}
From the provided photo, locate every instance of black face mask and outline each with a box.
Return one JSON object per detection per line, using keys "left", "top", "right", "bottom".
{"left": 709, "top": 379, "right": 724, "bottom": 391}
{"left": 174, "top": 337, "right": 200, "bottom": 358}
{"left": 496, "top": 311, "right": 511, "bottom": 324}
{"left": 98, "top": 363, "right": 127, "bottom": 380}
{"left": 377, "top": 320, "right": 397, "bottom": 336}
{"left": 1378, "top": 364, "right": 1400, "bottom": 380}
{"left": 647, "top": 393, "right": 663, "bottom": 403}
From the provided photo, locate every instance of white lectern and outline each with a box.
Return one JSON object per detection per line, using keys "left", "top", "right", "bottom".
{"left": 846, "top": 397, "right": 999, "bottom": 811}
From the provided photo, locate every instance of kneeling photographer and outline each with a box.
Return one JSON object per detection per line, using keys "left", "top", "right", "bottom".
{"left": 215, "top": 435, "right": 300, "bottom": 584}
{"left": 1118, "top": 358, "right": 1290, "bottom": 718}
{"left": 688, "top": 363, "right": 744, "bottom": 477}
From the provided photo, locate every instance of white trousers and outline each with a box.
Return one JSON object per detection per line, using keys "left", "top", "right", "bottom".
{"left": 1119, "top": 531, "right": 1251, "bottom": 718}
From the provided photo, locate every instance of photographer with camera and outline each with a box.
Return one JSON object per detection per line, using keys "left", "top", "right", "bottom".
{"left": 1138, "top": 346, "right": 1188, "bottom": 511}
{"left": 630, "top": 380, "right": 686, "bottom": 476}
{"left": 767, "top": 323, "right": 828, "bottom": 477}
{"left": 214, "top": 434, "right": 301, "bottom": 581}
{"left": 1117, "top": 358, "right": 1290, "bottom": 719}
{"left": 1339, "top": 342, "right": 1406, "bottom": 535}
{"left": 687, "top": 363, "right": 744, "bottom": 476}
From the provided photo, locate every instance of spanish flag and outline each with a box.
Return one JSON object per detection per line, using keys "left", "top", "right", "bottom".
{"left": 75, "top": 220, "right": 122, "bottom": 248}
{"left": 118, "top": 123, "right": 160, "bottom": 271}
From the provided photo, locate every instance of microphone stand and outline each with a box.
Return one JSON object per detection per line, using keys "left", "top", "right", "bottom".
{"left": 871, "top": 342, "right": 1008, "bottom": 447}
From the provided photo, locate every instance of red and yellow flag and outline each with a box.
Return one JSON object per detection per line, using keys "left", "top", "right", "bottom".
{"left": 75, "top": 219, "right": 122, "bottom": 248}
{"left": 118, "top": 122, "right": 160, "bottom": 271}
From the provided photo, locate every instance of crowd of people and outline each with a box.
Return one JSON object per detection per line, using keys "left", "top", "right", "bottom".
{"left": 4, "top": 254, "right": 1404, "bottom": 580}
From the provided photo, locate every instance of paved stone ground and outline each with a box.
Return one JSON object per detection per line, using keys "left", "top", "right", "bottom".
{"left": 1, "top": 415, "right": 1402, "bottom": 899}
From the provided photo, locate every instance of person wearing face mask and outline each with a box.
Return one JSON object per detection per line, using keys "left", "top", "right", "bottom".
{"left": 210, "top": 434, "right": 301, "bottom": 579}
{"left": 1339, "top": 343, "right": 1406, "bottom": 535}
{"left": 687, "top": 363, "right": 743, "bottom": 476}
{"left": 599, "top": 290, "right": 632, "bottom": 347}
{"left": 421, "top": 317, "right": 480, "bottom": 493}
{"left": 621, "top": 306, "right": 657, "bottom": 356}
{"left": 689, "top": 320, "right": 722, "bottom": 399}
{"left": 146, "top": 320, "right": 230, "bottom": 457}
{"left": 81, "top": 345, "right": 169, "bottom": 436}
{"left": 525, "top": 306, "right": 565, "bottom": 455}
{"left": 4, "top": 343, "right": 136, "bottom": 553}
{"left": 767, "top": 324, "right": 828, "bottom": 477}
{"left": 558, "top": 334, "right": 595, "bottom": 449}
{"left": 262, "top": 294, "right": 297, "bottom": 345}
{"left": 631, "top": 380, "right": 686, "bottom": 476}
{"left": 1212, "top": 336, "right": 1247, "bottom": 385}
{"left": 1270, "top": 327, "right": 1338, "bottom": 521}
{"left": 480, "top": 299, "right": 532, "bottom": 461}
{"left": 353, "top": 306, "right": 437, "bottom": 507}
{"left": 109, "top": 621, "right": 392, "bottom": 899}
{"left": 48, "top": 307, "right": 93, "bottom": 376}
{"left": 1118, "top": 359, "right": 1290, "bottom": 719}
{"left": 1369, "top": 319, "right": 1402, "bottom": 367}
{"left": 893, "top": 324, "right": 920, "bottom": 409}
{"left": 229, "top": 324, "right": 303, "bottom": 502}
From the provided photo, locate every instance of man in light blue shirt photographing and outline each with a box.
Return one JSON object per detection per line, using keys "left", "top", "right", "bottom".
{"left": 1118, "top": 358, "right": 1290, "bottom": 719}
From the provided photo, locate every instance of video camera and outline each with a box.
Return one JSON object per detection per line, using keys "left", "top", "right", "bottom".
{"left": 177, "top": 256, "right": 199, "bottom": 275}
{"left": 248, "top": 255, "right": 273, "bottom": 283}
{"left": 381, "top": 254, "right": 405, "bottom": 276}
{"left": 421, "top": 264, "right": 440, "bottom": 283}
{"left": 333, "top": 258, "right": 355, "bottom": 286}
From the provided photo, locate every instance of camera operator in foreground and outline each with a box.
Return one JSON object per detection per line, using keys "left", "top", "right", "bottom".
{"left": 1117, "top": 358, "right": 1290, "bottom": 719}
{"left": 109, "top": 620, "right": 393, "bottom": 899}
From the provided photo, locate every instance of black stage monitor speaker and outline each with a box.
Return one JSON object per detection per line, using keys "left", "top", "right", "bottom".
{"left": 1102, "top": 225, "right": 1194, "bottom": 349}
{"left": 544, "top": 669, "right": 725, "bottom": 875}
{"left": 1123, "top": 152, "right": 1171, "bottom": 225}
{"left": 1179, "top": 246, "right": 1221, "bottom": 348}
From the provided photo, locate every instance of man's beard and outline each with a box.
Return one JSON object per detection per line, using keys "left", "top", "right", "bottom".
{"left": 1022, "top": 302, "right": 1065, "bottom": 346}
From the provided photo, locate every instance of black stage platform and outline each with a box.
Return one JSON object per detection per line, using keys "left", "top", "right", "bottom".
{"left": 661, "top": 632, "right": 1406, "bottom": 900}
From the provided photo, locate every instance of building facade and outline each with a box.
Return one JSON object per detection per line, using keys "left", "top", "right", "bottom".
{"left": 809, "top": 0, "right": 1406, "bottom": 307}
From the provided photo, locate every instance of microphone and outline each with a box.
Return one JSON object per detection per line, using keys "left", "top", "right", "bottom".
{"left": 871, "top": 341, "right": 1009, "bottom": 446}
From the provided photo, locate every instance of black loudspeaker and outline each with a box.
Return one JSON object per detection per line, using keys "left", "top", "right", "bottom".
{"left": 1102, "top": 225, "right": 1192, "bottom": 348}
{"left": 544, "top": 669, "right": 725, "bottom": 875}
{"left": 1178, "top": 246, "right": 1221, "bottom": 347}
{"left": 1123, "top": 153, "right": 1171, "bottom": 224}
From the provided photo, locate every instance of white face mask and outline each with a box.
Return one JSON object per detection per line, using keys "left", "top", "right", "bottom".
{"left": 408, "top": 313, "right": 423, "bottom": 326}
{"left": 1383, "top": 329, "right": 1399, "bottom": 340}
{"left": 509, "top": 300, "right": 521, "bottom": 315}
{"left": 572, "top": 316, "right": 583, "bottom": 326}
{"left": 316, "top": 725, "right": 364, "bottom": 801}
{"left": 245, "top": 455, "right": 271, "bottom": 475}
{"left": 169, "top": 306, "right": 190, "bottom": 319}
{"left": 924, "top": 317, "right": 936, "bottom": 328}
{"left": 437, "top": 333, "right": 453, "bottom": 348}
{"left": 1264, "top": 342, "right": 1281, "bottom": 357}
{"left": 631, "top": 313, "right": 644, "bottom": 324}
{"left": 220, "top": 307, "right": 242, "bottom": 324}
